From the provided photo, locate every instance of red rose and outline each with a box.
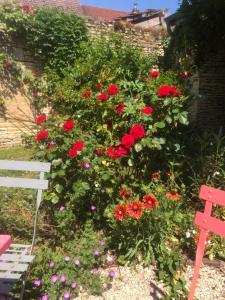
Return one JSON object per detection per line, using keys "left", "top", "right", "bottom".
{"left": 47, "top": 142, "right": 55, "bottom": 150}
{"left": 63, "top": 120, "right": 75, "bottom": 131}
{"left": 127, "top": 201, "right": 143, "bottom": 219}
{"left": 68, "top": 148, "right": 77, "bottom": 158}
{"left": 130, "top": 124, "right": 145, "bottom": 140}
{"left": 158, "top": 85, "right": 181, "bottom": 97}
{"left": 36, "top": 130, "right": 48, "bottom": 142}
{"left": 114, "top": 204, "right": 127, "bottom": 221}
{"left": 97, "top": 148, "right": 103, "bottom": 155}
{"left": 121, "top": 134, "right": 135, "bottom": 149}
{"left": 141, "top": 107, "right": 153, "bottom": 115}
{"left": 3, "top": 61, "right": 11, "bottom": 69}
{"left": 22, "top": 4, "right": 31, "bottom": 13}
{"left": 98, "top": 93, "right": 109, "bottom": 102}
{"left": 82, "top": 91, "right": 91, "bottom": 98}
{"left": 116, "top": 103, "right": 125, "bottom": 113}
{"left": 150, "top": 71, "right": 160, "bottom": 78}
{"left": 106, "top": 145, "right": 128, "bottom": 159}
{"left": 73, "top": 141, "right": 84, "bottom": 151}
{"left": 116, "top": 145, "right": 128, "bottom": 157}
{"left": 108, "top": 84, "right": 119, "bottom": 95}
{"left": 36, "top": 115, "right": 47, "bottom": 126}
{"left": 95, "top": 83, "right": 102, "bottom": 90}
{"left": 142, "top": 194, "right": 158, "bottom": 209}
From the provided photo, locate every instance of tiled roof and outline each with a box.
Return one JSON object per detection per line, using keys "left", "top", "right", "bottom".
{"left": 81, "top": 5, "right": 128, "bottom": 21}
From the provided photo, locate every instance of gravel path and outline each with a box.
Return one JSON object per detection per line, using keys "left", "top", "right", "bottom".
{"left": 75, "top": 259, "right": 225, "bottom": 300}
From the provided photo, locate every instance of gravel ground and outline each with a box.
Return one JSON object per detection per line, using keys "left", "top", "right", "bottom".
{"left": 75, "top": 259, "right": 225, "bottom": 300}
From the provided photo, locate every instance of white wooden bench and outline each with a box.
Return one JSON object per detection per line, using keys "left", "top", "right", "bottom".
{"left": 0, "top": 160, "right": 51, "bottom": 299}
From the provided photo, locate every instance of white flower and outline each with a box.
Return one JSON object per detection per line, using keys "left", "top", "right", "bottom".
{"left": 106, "top": 254, "right": 113, "bottom": 263}
{"left": 186, "top": 231, "right": 191, "bottom": 238}
{"left": 213, "top": 171, "right": 220, "bottom": 177}
{"left": 192, "top": 230, "right": 196, "bottom": 234}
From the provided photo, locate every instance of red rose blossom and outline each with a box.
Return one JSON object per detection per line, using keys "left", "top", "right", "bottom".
{"left": 82, "top": 91, "right": 91, "bottom": 98}
{"left": 36, "top": 130, "right": 48, "bottom": 142}
{"left": 130, "top": 124, "right": 145, "bottom": 140}
{"left": 142, "top": 194, "right": 158, "bottom": 209}
{"left": 98, "top": 93, "right": 109, "bottom": 102}
{"left": 22, "top": 4, "right": 31, "bottom": 13}
{"left": 97, "top": 148, "right": 103, "bottom": 155}
{"left": 157, "top": 85, "right": 181, "bottom": 98}
{"left": 73, "top": 141, "right": 84, "bottom": 151}
{"left": 116, "top": 103, "right": 125, "bottom": 113}
{"left": 47, "top": 142, "right": 55, "bottom": 150}
{"left": 127, "top": 201, "right": 143, "bottom": 219}
{"left": 36, "top": 115, "right": 47, "bottom": 126}
{"left": 108, "top": 84, "right": 119, "bottom": 96}
{"left": 3, "top": 61, "right": 11, "bottom": 69}
{"left": 116, "top": 145, "right": 128, "bottom": 157}
{"left": 114, "top": 204, "right": 127, "bottom": 221}
{"left": 121, "top": 134, "right": 135, "bottom": 149}
{"left": 63, "top": 120, "right": 75, "bottom": 131}
{"left": 95, "top": 83, "right": 102, "bottom": 90}
{"left": 150, "top": 71, "right": 160, "bottom": 78}
{"left": 141, "top": 107, "right": 153, "bottom": 115}
{"left": 68, "top": 148, "right": 77, "bottom": 158}
{"left": 106, "top": 145, "right": 128, "bottom": 159}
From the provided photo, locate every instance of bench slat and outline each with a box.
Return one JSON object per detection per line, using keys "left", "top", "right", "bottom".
{"left": 0, "top": 160, "right": 51, "bottom": 172}
{"left": 195, "top": 211, "right": 225, "bottom": 238}
{"left": 0, "top": 177, "right": 48, "bottom": 189}
{"left": 0, "top": 272, "right": 22, "bottom": 279}
{"left": 0, "top": 254, "right": 34, "bottom": 263}
{"left": 0, "top": 262, "right": 29, "bottom": 272}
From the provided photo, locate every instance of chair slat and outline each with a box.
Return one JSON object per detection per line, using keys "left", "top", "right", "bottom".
{"left": 0, "top": 177, "right": 48, "bottom": 189}
{"left": 0, "top": 160, "right": 51, "bottom": 172}
{"left": 199, "top": 185, "right": 225, "bottom": 206}
{"left": 0, "top": 262, "right": 29, "bottom": 272}
{"left": 195, "top": 211, "right": 225, "bottom": 238}
{"left": 0, "top": 254, "right": 34, "bottom": 263}
{"left": 0, "top": 272, "right": 22, "bottom": 279}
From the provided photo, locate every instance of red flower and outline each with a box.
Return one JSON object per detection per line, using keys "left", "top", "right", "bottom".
{"left": 158, "top": 85, "right": 181, "bottom": 98}
{"left": 121, "top": 134, "right": 135, "bottom": 149}
{"left": 97, "top": 148, "right": 103, "bottom": 155}
{"left": 108, "top": 84, "right": 119, "bottom": 95}
{"left": 166, "top": 191, "right": 181, "bottom": 201}
{"left": 142, "top": 194, "right": 158, "bottom": 209}
{"left": 36, "top": 130, "right": 48, "bottom": 142}
{"left": 3, "top": 61, "right": 11, "bottom": 69}
{"left": 98, "top": 93, "right": 109, "bottom": 102}
{"left": 68, "top": 148, "right": 77, "bottom": 158}
{"left": 63, "top": 120, "right": 75, "bottom": 131}
{"left": 116, "top": 103, "right": 125, "bottom": 113}
{"left": 47, "top": 142, "right": 55, "bottom": 150}
{"left": 22, "top": 4, "right": 31, "bottom": 13}
{"left": 150, "top": 71, "right": 159, "bottom": 78}
{"left": 95, "top": 83, "right": 102, "bottom": 90}
{"left": 141, "top": 107, "right": 153, "bottom": 115}
{"left": 120, "top": 187, "right": 133, "bottom": 200}
{"left": 130, "top": 124, "right": 145, "bottom": 140}
{"left": 82, "top": 91, "right": 91, "bottom": 98}
{"left": 114, "top": 204, "right": 127, "bottom": 221}
{"left": 36, "top": 115, "right": 47, "bottom": 126}
{"left": 106, "top": 145, "right": 128, "bottom": 159}
{"left": 73, "top": 141, "right": 84, "bottom": 151}
{"left": 127, "top": 201, "right": 143, "bottom": 219}
{"left": 152, "top": 172, "right": 160, "bottom": 180}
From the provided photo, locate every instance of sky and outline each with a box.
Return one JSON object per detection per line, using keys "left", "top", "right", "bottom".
{"left": 81, "top": 1, "right": 180, "bottom": 14}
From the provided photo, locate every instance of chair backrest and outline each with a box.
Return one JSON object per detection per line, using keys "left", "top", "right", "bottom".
{"left": 0, "top": 160, "right": 51, "bottom": 251}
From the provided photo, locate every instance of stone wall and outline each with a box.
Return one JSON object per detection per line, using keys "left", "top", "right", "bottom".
{"left": 0, "top": 19, "right": 164, "bottom": 147}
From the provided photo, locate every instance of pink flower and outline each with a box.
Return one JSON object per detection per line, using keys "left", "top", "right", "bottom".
{"left": 74, "top": 258, "right": 80, "bottom": 265}
{"left": 60, "top": 275, "right": 66, "bottom": 283}
{"left": 34, "top": 279, "right": 41, "bottom": 287}
{"left": 51, "top": 275, "right": 58, "bottom": 283}
{"left": 94, "top": 249, "right": 100, "bottom": 256}
{"left": 63, "top": 291, "right": 70, "bottom": 299}
{"left": 71, "top": 282, "right": 77, "bottom": 289}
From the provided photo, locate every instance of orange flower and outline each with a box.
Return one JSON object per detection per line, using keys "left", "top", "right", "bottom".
{"left": 142, "top": 194, "right": 158, "bottom": 209}
{"left": 114, "top": 204, "right": 127, "bottom": 221}
{"left": 127, "top": 201, "right": 143, "bottom": 219}
{"left": 166, "top": 191, "right": 181, "bottom": 201}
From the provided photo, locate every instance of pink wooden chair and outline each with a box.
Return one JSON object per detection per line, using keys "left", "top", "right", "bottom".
{"left": 0, "top": 236, "right": 11, "bottom": 256}
{"left": 188, "top": 185, "right": 225, "bottom": 300}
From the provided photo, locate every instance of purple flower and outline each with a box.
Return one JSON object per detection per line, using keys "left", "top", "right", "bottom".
{"left": 34, "top": 279, "right": 41, "bottom": 287}
{"left": 41, "top": 296, "right": 48, "bottom": 300}
{"left": 64, "top": 256, "right": 70, "bottom": 261}
{"left": 74, "top": 258, "right": 80, "bottom": 265}
{"left": 71, "top": 282, "right": 77, "bottom": 289}
{"left": 63, "top": 291, "right": 70, "bottom": 299}
{"left": 49, "top": 261, "right": 55, "bottom": 268}
{"left": 59, "top": 206, "right": 65, "bottom": 211}
{"left": 91, "top": 205, "right": 96, "bottom": 211}
{"left": 60, "top": 274, "right": 66, "bottom": 283}
{"left": 51, "top": 275, "right": 58, "bottom": 283}
{"left": 84, "top": 162, "right": 91, "bottom": 168}
{"left": 94, "top": 249, "right": 100, "bottom": 256}
{"left": 100, "top": 239, "right": 106, "bottom": 246}
{"left": 109, "top": 270, "right": 116, "bottom": 279}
